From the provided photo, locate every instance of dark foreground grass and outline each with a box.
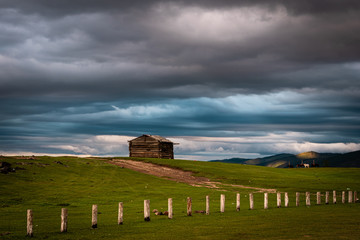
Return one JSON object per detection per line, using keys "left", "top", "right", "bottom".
{"left": 1, "top": 156, "right": 360, "bottom": 239}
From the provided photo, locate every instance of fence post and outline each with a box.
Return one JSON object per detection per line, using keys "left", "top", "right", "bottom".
{"left": 206, "top": 195, "right": 210, "bottom": 215}
{"left": 168, "top": 198, "right": 173, "bottom": 219}
{"left": 27, "top": 209, "right": 33, "bottom": 237}
{"left": 249, "top": 193, "right": 254, "bottom": 210}
{"left": 264, "top": 193, "right": 268, "bottom": 209}
{"left": 306, "top": 192, "right": 311, "bottom": 206}
{"left": 354, "top": 191, "right": 358, "bottom": 203}
{"left": 277, "top": 192, "right": 281, "bottom": 208}
{"left": 342, "top": 191, "right": 345, "bottom": 203}
{"left": 333, "top": 190, "right": 337, "bottom": 204}
{"left": 236, "top": 193, "right": 240, "bottom": 211}
{"left": 144, "top": 200, "right": 150, "bottom": 221}
{"left": 92, "top": 205, "right": 98, "bottom": 228}
{"left": 61, "top": 208, "right": 67, "bottom": 233}
{"left": 317, "top": 192, "right": 321, "bottom": 205}
{"left": 348, "top": 191, "right": 353, "bottom": 203}
{"left": 285, "top": 192, "right": 289, "bottom": 207}
{"left": 118, "top": 202, "right": 123, "bottom": 225}
{"left": 296, "top": 192, "right": 300, "bottom": 207}
{"left": 220, "top": 194, "right": 225, "bottom": 213}
{"left": 325, "top": 191, "right": 329, "bottom": 204}
{"left": 187, "top": 197, "right": 192, "bottom": 216}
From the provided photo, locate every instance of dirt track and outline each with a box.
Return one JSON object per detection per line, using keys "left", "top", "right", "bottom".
{"left": 108, "top": 159, "right": 276, "bottom": 193}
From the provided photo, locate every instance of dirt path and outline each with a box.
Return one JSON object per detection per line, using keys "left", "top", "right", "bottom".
{"left": 107, "top": 159, "right": 276, "bottom": 193}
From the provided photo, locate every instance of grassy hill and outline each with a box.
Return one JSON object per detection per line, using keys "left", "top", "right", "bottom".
{"left": 1, "top": 156, "right": 360, "bottom": 239}
{"left": 211, "top": 150, "right": 360, "bottom": 168}
{"left": 324, "top": 150, "right": 360, "bottom": 167}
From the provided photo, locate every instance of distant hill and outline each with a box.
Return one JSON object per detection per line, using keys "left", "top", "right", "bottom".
{"left": 324, "top": 150, "right": 360, "bottom": 167}
{"left": 210, "top": 150, "right": 360, "bottom": 168}
{"left": 211, "top": 158, "right": 250, "bottom": 164}
{"left": 244, "top": 154, "right": 297, "bottom": 168}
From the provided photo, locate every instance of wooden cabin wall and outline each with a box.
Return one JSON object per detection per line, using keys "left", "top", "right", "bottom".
{"left": 129, "top": 135, "right": 174, "bottom": 159}
{"left": 159, "top": 142, "right": 174, "bottom": 159}
{"left": 129, "top": 135, "right": 160, "bottom": 158}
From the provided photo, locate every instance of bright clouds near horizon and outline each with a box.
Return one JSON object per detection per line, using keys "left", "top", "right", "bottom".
{"left": 1, "top": 133, "right": 359, "bottom": 161}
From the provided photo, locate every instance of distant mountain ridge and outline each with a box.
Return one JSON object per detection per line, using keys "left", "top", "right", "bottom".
{"left": 210, "top": 150, "right": 360, "bottom": 168}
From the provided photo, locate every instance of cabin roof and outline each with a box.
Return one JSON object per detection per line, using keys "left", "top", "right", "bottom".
{"left": 129, "top": 134, "right": 173, "bottom": 143}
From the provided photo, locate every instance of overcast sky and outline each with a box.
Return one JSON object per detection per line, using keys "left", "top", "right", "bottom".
{"left": 1, "top": 0, "right": 360, "bottom": 160}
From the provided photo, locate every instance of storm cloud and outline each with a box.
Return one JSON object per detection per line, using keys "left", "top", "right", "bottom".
{"left": 0, "top": 0, "right": 360, "bottom": 159}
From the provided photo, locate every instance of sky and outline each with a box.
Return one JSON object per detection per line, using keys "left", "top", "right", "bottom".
{"left": 1, "top": 0, "right": 360, "bottom": 160}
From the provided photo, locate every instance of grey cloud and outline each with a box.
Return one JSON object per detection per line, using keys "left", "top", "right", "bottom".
{"left": 1, "top": 2, "right": 359, "bottom": 99}
{"left": 1, "top": 90, "right": 359, "bottom": 138}
{"left": 2, "top": 0, "right": 360, "bottom": 16}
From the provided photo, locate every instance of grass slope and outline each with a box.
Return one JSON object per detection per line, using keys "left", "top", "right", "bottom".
{"left": 1, "top": 156, "right": 360, "bottom": 239}
{"left": 121, "top": 157, "right": 360, "bottom": 192}
{"left": 211, "top": 150, "right": 360, "bottom": 168}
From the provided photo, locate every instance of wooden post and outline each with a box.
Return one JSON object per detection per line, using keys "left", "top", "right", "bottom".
{"left": 236, "top": 193, "right": 240, "bottom": 211}
{"left": 284, "top": 192, "right": 289, "bottom": 207}
{"left": 325, "top": 191, "right": 329, "bottom": 204}
{"left": 60, "top": 208, "right": 67, "bottom": 233}
{"left": 187, "top": 197, "right": 192, "bottom": 216}
{"left": 220, "top": 194, "right": 225, "bottom": 213}
{"left": 296, "top": 192, "right": 300, "bottom": 207}
{"left": 92, "top": 205, "right": 97, "bottom": 228}
{"left": 144, "top": 200, "right": 150, "bottom": 221}
{"left": 354, "top": 191, "right": 358, "bottom": 203}
{"left": 264, "top": 193, "right": 268, "bottom": 209}
{"left": 27, "top": 209, "right": 33, "bottom": 237}
{"left": 333, "top": 190, "right": 337, "bottom": 204}
{"left": 342, "top": 191, "right": 345, "bottom": 203}
{"left": 168, "top": 198, "right": 173, "bottom": 219}
{"left": 206, "top": 195, "right": 210, "bottom": 215}
{"left": 277, "top": 192, "right": 281, "bottom": 208}
{"left": 348, "top": 191, "right": 353, "bottom": 203}
{"left": 249, "top": 193, "right": 254, "bottom": 210}
{"left": 306, "top": 192, "right": 310, "bottom": 206}
{"left": 118, "top": 202, "right": 123, "bottom": 225}
{"left": 317, "top": 192, "right": 321, "bottom": 205}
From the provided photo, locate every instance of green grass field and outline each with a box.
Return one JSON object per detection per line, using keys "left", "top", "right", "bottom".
{"left": 1, "top": 156, "right": 360, "bottom": 239}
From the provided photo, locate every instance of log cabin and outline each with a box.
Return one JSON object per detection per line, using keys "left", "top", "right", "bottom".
{"left": 128, "top": 135, "right": 176, "bottom": 159}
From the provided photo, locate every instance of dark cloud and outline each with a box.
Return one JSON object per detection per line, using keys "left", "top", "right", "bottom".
{"left": 2, "top": 0, "right": 360, "bottom": 16}
{"left": 0, "top": 0, "right": 359, "bottom": 98}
